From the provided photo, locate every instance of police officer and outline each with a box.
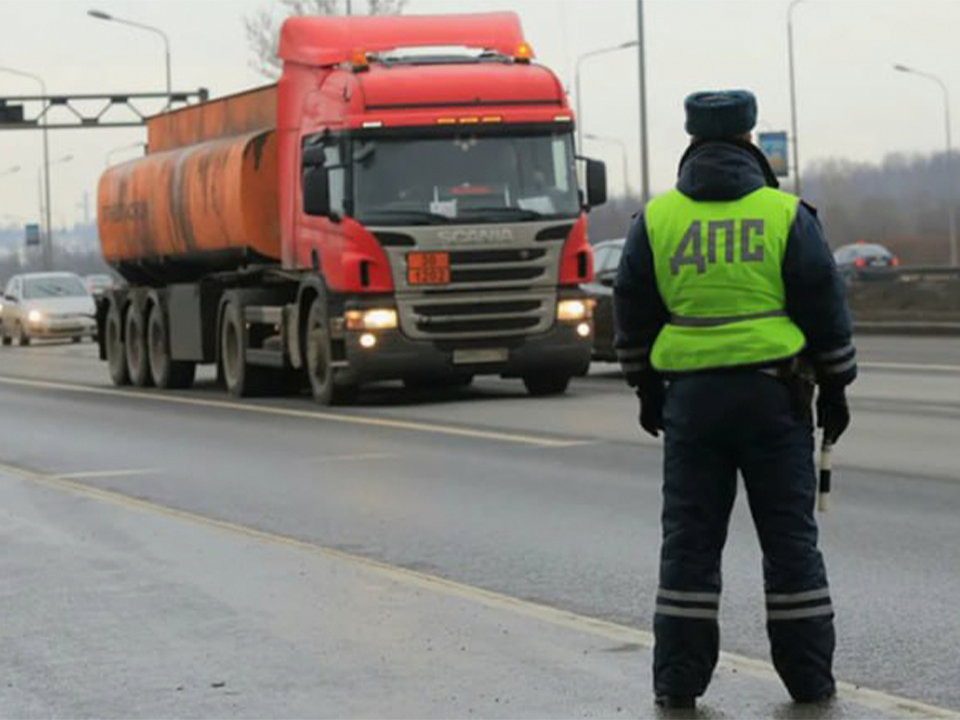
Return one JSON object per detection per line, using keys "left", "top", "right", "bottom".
{"left": 613, "top": 90, "right": 856, "bottom": 709}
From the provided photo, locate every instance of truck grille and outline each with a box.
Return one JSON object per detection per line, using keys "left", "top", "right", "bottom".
{"left": 378, "top": 222, "right": 570, "bottom": 341}
{"left": 403, "top": 292, "right": 556, "bottom": 340}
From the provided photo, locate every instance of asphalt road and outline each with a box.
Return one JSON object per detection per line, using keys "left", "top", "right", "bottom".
{"left": 0, "top": 334, "right": 958, "bottom": 717}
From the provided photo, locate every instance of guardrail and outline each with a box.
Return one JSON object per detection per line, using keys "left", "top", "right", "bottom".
{"left": 847, "top": 265, "right": 960, "bottom": 281}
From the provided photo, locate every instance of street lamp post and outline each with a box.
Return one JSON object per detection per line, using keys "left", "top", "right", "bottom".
{"left": 787, "top": 0, "right": 807, "bottom": 198}
{"left": 574, "top": 40, "right": 639, "bottom": 160}
{"left": 894, "top": 63, "right": 957, "bottom": 266}
{"left": 0, "top": 66, "right": 53, "bottom": 269}
{"left": 584, "top": 133, "right": 630, "bottom": 197}
{"left": 35, "top": 155, "right": 73, "bottom": 268}
{"left": 88, "top": 9, "right": 171, "bottom": 100}
{"left": 636, "top": 0, "right": 650, "bottom": 204}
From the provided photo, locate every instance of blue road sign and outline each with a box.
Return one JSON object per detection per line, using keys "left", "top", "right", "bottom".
{"left": 758, "top": 132, "right": 789, "bottom": 178}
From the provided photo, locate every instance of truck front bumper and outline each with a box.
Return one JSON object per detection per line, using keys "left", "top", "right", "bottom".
{"left": 338, "top": 321, "right": 593, "bottom": 385}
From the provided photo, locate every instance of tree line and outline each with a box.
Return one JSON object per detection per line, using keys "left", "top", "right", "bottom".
{"left": 587, "top": 151, "right": 960, "bottom": 266}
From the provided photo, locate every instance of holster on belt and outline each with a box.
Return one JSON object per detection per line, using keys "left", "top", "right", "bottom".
{"left": 763, "top": 357, "right": 815, "bottom": 422}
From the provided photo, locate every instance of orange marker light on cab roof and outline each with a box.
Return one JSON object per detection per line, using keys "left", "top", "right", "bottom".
{"left": 515, "top": 42, "right": 534, "bottom": 63}
{"left": 350, "top": 48, "right": 369, "bottom": 70}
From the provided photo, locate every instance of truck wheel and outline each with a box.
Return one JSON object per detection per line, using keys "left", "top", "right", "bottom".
{"left": 147, "top": 304, "right": 196, "bottom": 390}
{"left": 220, "top": 300, "right": 268, "bottom": 398}
{"left": 306, "top": 297, "right": 356, "bottom": 405}
{"left": 1, "top": 324, "right": 10, "bottom": 346}
{"left": 124, "top": 303, "right": 153, "bottom": 387}
{"left": 16, "top": 322, "right": 30, "bottom": 347}
{"left": 523, "top": 373, "right": 571, "bottom": 397}
{"left": 105, "top": 302, "right": 129, "bottom": 386}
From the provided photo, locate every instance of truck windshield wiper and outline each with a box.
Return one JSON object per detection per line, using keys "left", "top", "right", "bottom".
{"left": 457, "top": 206, "right": 546, "bottom": 221}
{"left": 361, "top": 209, "right": 452, "bottom": 225}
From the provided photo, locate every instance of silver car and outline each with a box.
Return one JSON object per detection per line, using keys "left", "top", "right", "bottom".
{"left": 1, "top": 272, "right": 97, "bottom": 346}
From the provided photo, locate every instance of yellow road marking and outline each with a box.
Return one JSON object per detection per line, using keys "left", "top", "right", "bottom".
{"left": 55, "top": 468, "right": 158, "bottom": 480}
{"left": 0, "top": 374, "right": 584, "bottom": 448}
{"left": 0, "top": 459, "right": 955, "bottom": 718}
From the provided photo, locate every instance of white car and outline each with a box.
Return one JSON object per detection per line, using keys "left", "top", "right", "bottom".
{"left": 1, "top": 272, "right": 97, "bottom": 346}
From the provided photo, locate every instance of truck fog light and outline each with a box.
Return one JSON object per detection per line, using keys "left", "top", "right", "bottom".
{"left": 359, "top": 333, "right": 377, "bottom": 349}
{"left": 576, "top": 322, "right": 591, "bottom": 338}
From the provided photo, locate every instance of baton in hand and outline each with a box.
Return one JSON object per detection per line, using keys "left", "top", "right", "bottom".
{"left": 817, "top": 437, "right": 833, "bottom": 513}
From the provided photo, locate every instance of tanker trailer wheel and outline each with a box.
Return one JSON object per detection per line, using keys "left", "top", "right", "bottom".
{"left": 124, "top": 302, "right": 154, "bottom": 388}
{"left": 305, "top": 297, "right": 356, "bottom": 406}
{"left": 522, "top": 372, "right": 571, "bottom": 397}
{"left": 220, "top": 299, "right": 269, "bottom": 398}
{"left": 147, "top": 303, "right": 196, "bottom": 390}
{"left": 105, "top": 301, "right": 129, "bottom": 386}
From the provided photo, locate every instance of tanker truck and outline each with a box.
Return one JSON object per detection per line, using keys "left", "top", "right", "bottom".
{"left": 96, "top": 12, "right": 607, "bottom": 404}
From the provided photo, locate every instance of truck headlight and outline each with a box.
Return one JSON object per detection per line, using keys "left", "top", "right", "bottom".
{"left": 345, "top": 308, "right": 398, "bottom": 331}
{"left": 557, "top": 299, "right": 592, "bottom": 322}
{"left": 27, "top": 309, "right": 45, "bottom": 324}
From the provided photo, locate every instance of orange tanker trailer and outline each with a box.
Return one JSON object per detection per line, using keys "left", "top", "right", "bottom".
{"left": 99, "top": 86, "right": 280, "bottom": 279}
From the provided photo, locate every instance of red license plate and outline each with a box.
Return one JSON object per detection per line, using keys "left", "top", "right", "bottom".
{"left": 407, "top": 252, "right": 450, "bottom": 286}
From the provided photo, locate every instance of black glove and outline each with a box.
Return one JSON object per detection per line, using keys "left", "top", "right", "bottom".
{"left": 636, "top": 373, "right": 665, "bottom": 438}
{"left": 816, "top": 385, "right": 850, "bottom": 444}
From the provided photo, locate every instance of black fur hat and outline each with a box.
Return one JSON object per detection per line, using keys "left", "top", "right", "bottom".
{"left": 684, "top": 90, "right": 758, "bottom": 139}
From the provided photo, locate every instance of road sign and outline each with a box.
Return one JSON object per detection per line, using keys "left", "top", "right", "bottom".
{"left": 758, "top": 132, "right": 789, "bottom": 178}
{"left": 25, "top": 223, "right": 40, "bottom": 247}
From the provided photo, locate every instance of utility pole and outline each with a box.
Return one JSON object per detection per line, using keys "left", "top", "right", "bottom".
{"left": 637, "top": 0, "right": 650, "bottom": 204}
{"left": 787, "top": 0, "right": 806, "bottom": 197}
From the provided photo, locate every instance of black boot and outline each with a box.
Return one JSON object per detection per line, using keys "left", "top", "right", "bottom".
{"left": 655, "top": 695, "right": 696, "bottom": 709}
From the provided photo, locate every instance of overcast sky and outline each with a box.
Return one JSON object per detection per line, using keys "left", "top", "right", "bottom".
{"left": 0, "top": 0, "right": 957, "bottom": 228}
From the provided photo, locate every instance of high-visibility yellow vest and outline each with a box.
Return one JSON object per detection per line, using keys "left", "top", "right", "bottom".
{"left": 646, "top": 186, "right": 807, "bottom": 372}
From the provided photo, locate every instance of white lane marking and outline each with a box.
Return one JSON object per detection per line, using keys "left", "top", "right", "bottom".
{"left": 0, "top": 375, "right": 584, "bottom": 448}
{"left": 0, "top": 460, "right": 955, "bottom": 719}
{"left": 54, "top": 468, "right": 159, "bottom": 480}
{"left": 861, "top": 361, "right": 960, "bottom": 373}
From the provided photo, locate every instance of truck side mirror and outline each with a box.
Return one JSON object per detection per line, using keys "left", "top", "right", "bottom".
{"left": 585, "top": 158, "right": 607, "bottom": 210}
{"left": 302, "top": 166, "right": 331, "bottom": 217}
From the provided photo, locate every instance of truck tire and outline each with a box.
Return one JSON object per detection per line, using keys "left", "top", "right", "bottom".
{"left": 305, "top": 297, "right": 356, "bottom": 405}
{"left": 147, "top": 304, "right": 196, "bottom": 390}
{"left": 105, "top": 302, "right": 130, "bottom": 386}
{"left": 523, "top": 373, "right": 571, "bottom": 397}
{"left": 220, "top": 299, "right": 269, "bottom": 397}
{"left": 124, "top": 303, "right": 153, "bottom": 387}
{"left": 16, "top": 322, "right": 30, "bottom": 347}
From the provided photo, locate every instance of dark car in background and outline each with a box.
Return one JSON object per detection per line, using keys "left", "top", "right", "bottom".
{"left": 833, "top": 242, "right": 899, "bottom": 281}
{"left": 582, "top": 238, "right": 625, "bottom": 362}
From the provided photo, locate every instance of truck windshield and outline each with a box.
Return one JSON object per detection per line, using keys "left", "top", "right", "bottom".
{"left": 352, "top": 132, "right": 580, "bottom": 226}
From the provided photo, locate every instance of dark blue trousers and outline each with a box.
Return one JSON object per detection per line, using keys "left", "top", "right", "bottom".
{"left": 654, "top": 371, "right": 835, "bottom": 701}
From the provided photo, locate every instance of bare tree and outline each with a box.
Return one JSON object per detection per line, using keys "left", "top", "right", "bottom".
{"left": 245, "top": 0, "right": 408, "bottom": 79}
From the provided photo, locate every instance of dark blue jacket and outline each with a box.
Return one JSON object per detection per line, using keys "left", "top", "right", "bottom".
{"left": 613, "top": 140, "right": 857, "bottom": 387}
